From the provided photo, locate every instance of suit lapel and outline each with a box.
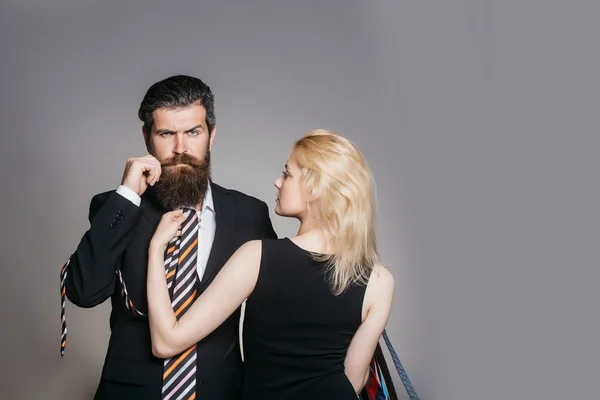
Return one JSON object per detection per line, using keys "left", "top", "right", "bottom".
{"left": 139, "top": 187, "right": 165, "bottom": 228}
{"left": 200, "top": 182, "right": 236, "bottom": 289}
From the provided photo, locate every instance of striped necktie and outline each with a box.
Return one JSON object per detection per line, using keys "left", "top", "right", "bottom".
{"left": 60, "top": 209, "right": 201, "bottom": 397}
{"left": 60, "top": 229, "right": 147, "bottom": 357}
{"left": 161, "top": 207, "right": 200, "bottom": 400}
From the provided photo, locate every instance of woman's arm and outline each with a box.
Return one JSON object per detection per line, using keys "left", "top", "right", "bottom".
{"left": 147, "top": 210, "right": 261, "bottom": 358}
{"left": 344, "top": 265, "right": 395, "bottom": 393}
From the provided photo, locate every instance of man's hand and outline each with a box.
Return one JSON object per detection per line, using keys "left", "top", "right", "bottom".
{"left": 121, "top": 155, "right": 162, "bottom": 196}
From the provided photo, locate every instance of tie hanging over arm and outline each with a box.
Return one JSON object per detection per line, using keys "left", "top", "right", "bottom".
{"left": 60, "top": 191, "right": 144, "bottom": 356}
{"left": 358, "top": 329, "right": 420, "bottom": 400}
{"left": 63, "top": 191, "right": 143, "bottom": 307}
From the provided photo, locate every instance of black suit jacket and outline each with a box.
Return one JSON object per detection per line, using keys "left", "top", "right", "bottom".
{"left": 65, "top": 182, "right": 277, "bottom": 400}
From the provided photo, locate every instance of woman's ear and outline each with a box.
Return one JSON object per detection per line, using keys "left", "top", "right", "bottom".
{"left": 302, "top": 171, "right": 321, "bottom": 203}
{"left": 305, "top": 186, "right": 321, "bottom": 203}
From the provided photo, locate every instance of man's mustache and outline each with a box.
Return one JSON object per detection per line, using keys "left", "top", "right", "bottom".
{"left": 160, "top": 153, "right": 204, "bottom": 168}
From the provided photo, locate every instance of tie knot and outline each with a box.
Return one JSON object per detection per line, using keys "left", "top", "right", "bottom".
{"left": 182, "top": 208, "right": 198, "bottom": 224}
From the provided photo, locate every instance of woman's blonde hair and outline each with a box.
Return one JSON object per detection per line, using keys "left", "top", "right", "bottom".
{"left": 292, "top": 129, "right": 380, "bottom": 295}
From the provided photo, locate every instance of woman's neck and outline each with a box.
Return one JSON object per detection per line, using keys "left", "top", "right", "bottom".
{"left": 293, "top": 225, "right": 333, "bottom": 255}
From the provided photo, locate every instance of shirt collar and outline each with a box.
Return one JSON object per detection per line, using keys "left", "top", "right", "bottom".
{"left": 201, "top": 182, "right": 215, "bottom": 214}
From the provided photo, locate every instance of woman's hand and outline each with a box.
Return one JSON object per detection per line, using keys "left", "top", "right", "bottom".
{"left": 150, "top": 209, "right": 186, "bottom": 250}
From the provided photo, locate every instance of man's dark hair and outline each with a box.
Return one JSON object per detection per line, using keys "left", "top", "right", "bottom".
{"left": 138, "top": 74, "right": 216, "bottom": 134}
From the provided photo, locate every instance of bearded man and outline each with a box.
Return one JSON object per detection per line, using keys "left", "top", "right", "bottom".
{"left": 61, "top": 75, "right": 277, "bottom": 400}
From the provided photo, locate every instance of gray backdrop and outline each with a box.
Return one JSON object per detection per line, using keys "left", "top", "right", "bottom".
{"left": 1, "top": 1, "right": 598, "bottom": 399}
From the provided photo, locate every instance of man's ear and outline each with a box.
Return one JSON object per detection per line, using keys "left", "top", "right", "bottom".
{"left": 208, "top": 126, "right": 217, "bottom": 151}
{"left": 142, "top": 128, "right": 152, "bottom": 153}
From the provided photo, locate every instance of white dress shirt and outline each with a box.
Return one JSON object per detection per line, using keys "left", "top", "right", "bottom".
{"left": 116, "top": 184, "right": 216, "bottom": 281}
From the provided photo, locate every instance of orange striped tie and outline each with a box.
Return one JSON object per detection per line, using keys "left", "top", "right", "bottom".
{"left": 161, "top": 208, "right": 200, "bottom": 400}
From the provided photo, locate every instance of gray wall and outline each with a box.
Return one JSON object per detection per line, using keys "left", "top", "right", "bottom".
{"left": 1, "top": 1, "right": 598, "bottom": 399}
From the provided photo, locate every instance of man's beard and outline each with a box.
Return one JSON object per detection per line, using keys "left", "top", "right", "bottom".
{"left": 152, "top": 150, "right": 212, "bottom": 211}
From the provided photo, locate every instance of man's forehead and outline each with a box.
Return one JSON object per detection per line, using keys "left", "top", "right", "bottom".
{"left": 153, "top": 105, "right": 206, "bottom": 130}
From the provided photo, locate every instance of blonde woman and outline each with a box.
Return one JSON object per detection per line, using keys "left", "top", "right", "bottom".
{"left": 147, "top": 130, "right": 395, "bottom": 399}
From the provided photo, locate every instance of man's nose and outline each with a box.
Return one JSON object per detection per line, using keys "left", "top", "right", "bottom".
{"left": 173, "top": 133, "right": 186, "bottom": 155}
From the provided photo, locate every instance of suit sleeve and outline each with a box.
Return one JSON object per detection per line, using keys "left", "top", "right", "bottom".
{"left": 65, "top": 191, "right": 143, "bottom": 308}
{"left": 258, "top": 201, "right": 277, "bottom": 240}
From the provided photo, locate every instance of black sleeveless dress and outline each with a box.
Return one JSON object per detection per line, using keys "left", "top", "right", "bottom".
{"left": 241, "top": 238, "right": 367, "bottom": 399}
